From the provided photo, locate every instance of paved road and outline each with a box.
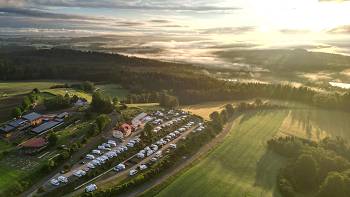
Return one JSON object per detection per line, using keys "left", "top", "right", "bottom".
{"left": 65, "top": 121, "right": 200, "bottom": 196}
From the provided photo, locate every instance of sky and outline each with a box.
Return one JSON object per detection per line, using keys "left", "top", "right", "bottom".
{"left": 1, "top": 0, "right": 350, "bottom": 66}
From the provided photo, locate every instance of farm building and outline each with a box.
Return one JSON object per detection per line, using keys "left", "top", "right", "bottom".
{"left": 31, "top": 120, "right": 63, "bottom": 134}
{"left": 20, "top": 137, "right": 48, "bottom": 154}
{"left": 22, "top": 112, "right": 43, "bottom": 126}
{"left": 8, "top": 118, "right": 29, "bottom": 129}
{"left": 119, "top": 123, "right": 132, "bottom": 137}
{"left": 0, "top": 124, "right": 15, "bottom": 137}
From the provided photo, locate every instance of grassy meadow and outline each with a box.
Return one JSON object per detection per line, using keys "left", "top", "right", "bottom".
{"left": 43, "top": 88, "right": 92, "bottom": 102}
{"left": 157, "top": 110, "right": 288, "bottom": 197}
{"left": 155, "top": 107, "right": 350, "bottom": 197}
{"left": 96, "top": 84, "right": 129, "bottom": 99}
{"left": 0, "top": 81, "right": 64, "bottom": 97}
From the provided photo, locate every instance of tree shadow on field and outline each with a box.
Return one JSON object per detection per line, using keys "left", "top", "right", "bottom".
{"left": 239, "top": 110, "right": 274, "bottom": 125}
{"left": 254, "top": 150, "right": 285, "bottom": 197}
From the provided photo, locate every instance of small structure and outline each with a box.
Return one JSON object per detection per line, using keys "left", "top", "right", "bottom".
{"left": 31, "top": 120, "right": 63, "bottom": 135}
{"left": 0, "top": 124, "right": 15, "bottom": 138}
{"left": 119, "top": 123, "right": 132, "bottom": 137}
{"left": 131, "top": 112, "right": 148, "bottom": 128}
{"left": 8, "top": 118, "right": 29, "bottom": 129}
{"left": 56, "top": 112, "right": 69, "bottom": 119}
{"left": 113, "top": 130, "right": 124, "bottom": 140}
{"left": 20, "top": 137, "right": 48, "bottom": 154}
{"left": 74, "top": 99, "right": 88, "bottom": 107}
{"left": 22, "top": 112, "right": 43, "bottom": 126}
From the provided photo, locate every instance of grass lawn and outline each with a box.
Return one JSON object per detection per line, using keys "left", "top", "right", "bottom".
{"left": 156, "top": 110, "right": 288, "bottom": 197}
{"left": 0, "top": 141, "right": 13, "bottom": 154}
{"left": 0, "top": 166, "right": 23, "bottom": 194}
{"left": 96, "top": 84, "right": 129, "bottom": 99}
{"left": 0, "top": 81, "right": 67, "bottom": 97}
{"left": 43, "top": 88, "right": 92, "bottom": 102}
{"left": 57, "top": 121, "right": 93, "bottom": 145}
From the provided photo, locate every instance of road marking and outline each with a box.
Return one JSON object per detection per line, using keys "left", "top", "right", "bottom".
{"left": 38, "top": 151, "right": 50, "bottom": 159}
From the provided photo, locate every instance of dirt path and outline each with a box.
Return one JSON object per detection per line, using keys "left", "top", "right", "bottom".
{"left": 120, "top": 118, "right": 236, "bottom": 197}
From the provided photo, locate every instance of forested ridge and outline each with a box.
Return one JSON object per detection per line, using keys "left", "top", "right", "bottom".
{"left": 1, "top": 48, "right": 350, "bottom": 112}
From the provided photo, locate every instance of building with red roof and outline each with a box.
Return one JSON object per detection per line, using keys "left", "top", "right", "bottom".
{"left": 20, "top": 137, "right": 48, "bottom": 155}
{"left": 119, "top": 123, "right": 132, "bottom": 137}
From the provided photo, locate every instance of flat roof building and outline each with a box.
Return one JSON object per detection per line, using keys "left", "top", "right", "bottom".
{"left": 31, "top": 121, "right": 63, "bottom": 134}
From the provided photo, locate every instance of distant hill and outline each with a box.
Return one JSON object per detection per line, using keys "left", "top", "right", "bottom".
{"left": 216, "top": 49, "right": 350, "bottom": 72}
{"left": 0, "top": 47, "right": 193, "bottom": 81}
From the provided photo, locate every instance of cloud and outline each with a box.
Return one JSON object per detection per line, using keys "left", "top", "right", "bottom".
{"left": 201, "top": 26, "right": 256, "bottom": 34}
{"left": 0, "top": 7, "right": 100, "bottom": 20}
{"left": 116, "top": 21, "right": 144, "bottom": 27}
{"left": 328, "top": 25, "right": 350, "bottom": 34}
{"left": 280, "top": 29, "right": 310, "bottom": 34}
{"left": 149, "top": 19, "right": 171, "bottom": 23}
{"left": 0, "top": 0, "right": 239, "bottom": 12}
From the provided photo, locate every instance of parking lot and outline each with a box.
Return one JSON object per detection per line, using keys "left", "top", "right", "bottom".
{"left": 70, "top": 118, "right": 202, "bottom": 195}
{"left": 39, "top": 109, "right": 204, "bottom": 195}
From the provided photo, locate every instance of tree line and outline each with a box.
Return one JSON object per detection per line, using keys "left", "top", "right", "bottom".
{"left": 268, "top": 136, "right": 350, "bottom": 197}
{"left": 1, "top": 48, "right": 350, "bottom": 113}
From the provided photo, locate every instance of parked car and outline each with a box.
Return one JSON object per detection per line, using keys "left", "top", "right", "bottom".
{"left": 147, "top": 149, "right": 154, "bottom": 156}
{"left": 92, "top": 150, "right": 102, "bottom": 155}
{"left": 86, "top": 154, "right": 95, "bottom": 160}
{"left": 137, "top": 152, "right": 145, "bottom": 159}
{"left": 57, "top": 176, "right": 68, "bottom": 183}
{"left": 73, "top": 170, "right": 86, "bottom": 177}
{"left": 155, "top": 151, "right": 162, "bottom": 158}
{"left": 91, "top": 160, "right": 101, "bottom": 166}
{"left": 170, "top": 144, "right": 177, "bottom": 149}
{"left": 127, "top": 142, "right": 134, "bottom": 147}
{"left": 85, "top": 184, "right": 97, "bottom": 192}
{"left": 150, "top": 157, "right": 157, "bottom": 162}
{"left": 87, "top": 163, "right": 95, "bottom": 169}
{"left": 114, "top": 163, "right": 126, "bottom": 172}
{"left": 139, "top": 164, "right": 148, "bottom": 171}
{"left": 129, "top": 169, "right": 138, "bottom": 176}
{"left": 50, "top": 179, "right": 60, "bottom": 186}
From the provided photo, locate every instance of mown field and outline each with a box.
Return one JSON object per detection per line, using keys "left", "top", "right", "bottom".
{"left": 96, "top": 84, "right": 129, "bottom": 99}
{"left": 155, "top": 107, "right": 350, "bottom": 197}
{"left": 43, "top": 88, "right": 92, "bottom": 102}
{"left": 279, "top": 109, "right": 350, "bottom": 141}
{"left": 156, "top": 110, "right": 288, "bottom": 197}
{"left": 0, "top": 81, "right": 65, "bottom": 97}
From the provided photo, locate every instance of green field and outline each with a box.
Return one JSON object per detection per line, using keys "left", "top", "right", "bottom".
{"left": 157, "top": 110, "right": 288, "bottom": 197}
{"left": 279, "top": 109, "right": 350, "bottom": 141}
{"left": 96, "top": 84, "right": 129, "bottom": 99}
{"left": 0, "top": 167, "right": 23, "bottom": 194}
{"left": 43, "top": 88, "right": 92, "bottom": 102}
{"left": 0, "top": 81, "right": 66, "bottom": 97}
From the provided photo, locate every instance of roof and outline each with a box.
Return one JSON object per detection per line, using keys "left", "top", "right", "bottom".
{"left": 21, "top": 137, "right": 47, "bottom": 148}
{"left": 8, "top": 119, "right": 27, "bottom": 128}
{"left": 0, "top": 124, "right": 15, "bottom": 133}
{"left": 23, "top": 112, "right": 42, "bottom": 121}
{"left": 31, "top": 121, "right": 62, "bottom": 134}
{"left": 120, "top": 123, "right": 132, "bottom": 130}
{"left": 56, "top": 112, "right": 69, "bottom": 119}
